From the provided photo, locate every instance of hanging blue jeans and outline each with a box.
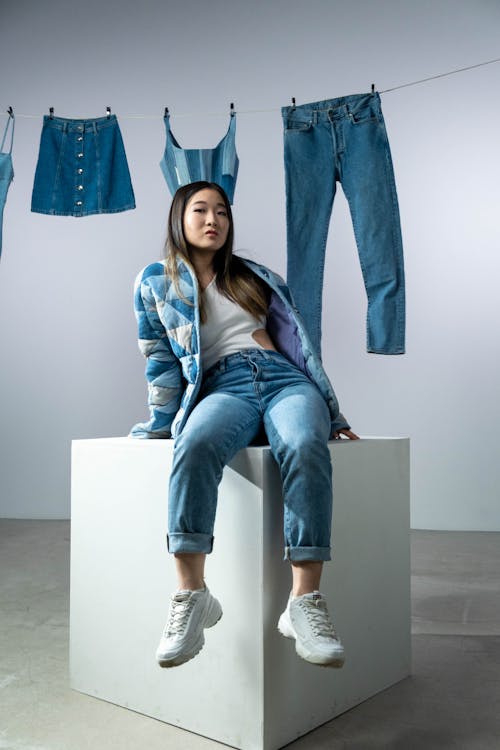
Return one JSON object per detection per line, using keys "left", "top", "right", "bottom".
{"left": 282, "top": 92, "right": 405, "bottom": 355}
{"left": 0, "top": 112, "right": 15, "bottom": 260}
{"left": 167, "top": 349, "right": 333, "bottom": 562}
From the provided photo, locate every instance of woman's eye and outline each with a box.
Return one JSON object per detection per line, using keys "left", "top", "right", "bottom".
{"left": 217, "top": 211, "right": 227, "bottom": 216}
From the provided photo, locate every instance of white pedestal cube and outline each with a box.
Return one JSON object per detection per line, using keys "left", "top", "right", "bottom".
{"left": 70, "top": 436, "right": 410, "bottom": 750}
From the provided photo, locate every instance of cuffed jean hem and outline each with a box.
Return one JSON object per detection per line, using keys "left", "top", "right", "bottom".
{"left": 368, "top": 347, "right": 405, "bottom": 355}
{"left": 284, "top": 545, "right": 331, "bottom": 562}
{"left": 167, "top": 533, "right": 214, "bottom": 554}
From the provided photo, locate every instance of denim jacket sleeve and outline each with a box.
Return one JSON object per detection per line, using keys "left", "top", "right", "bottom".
{"left": 129, "top": 271, "right": 184, "bottom": 439}
{"left": 330, "top": 412, "right": 351, "bottom": 435}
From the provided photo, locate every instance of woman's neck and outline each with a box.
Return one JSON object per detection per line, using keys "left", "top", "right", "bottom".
{"left": 189, "top": 253, "right": 216, "bottom": 291}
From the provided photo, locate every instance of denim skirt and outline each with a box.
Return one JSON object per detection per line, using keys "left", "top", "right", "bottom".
{"left": 31, "top": 114, "right": 135, "bottom": 217}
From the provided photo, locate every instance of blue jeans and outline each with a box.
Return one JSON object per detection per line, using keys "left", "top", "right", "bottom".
{"left": 282, "top": 92, "right": 405, "bottom": 355}
{"left": 167, "top": 349, "right": 333, "bottom": 562}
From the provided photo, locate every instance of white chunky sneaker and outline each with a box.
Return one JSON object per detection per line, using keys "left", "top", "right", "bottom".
{"left": 156, "top": 586, "right": 222, "bottom": 668}
{"left": 278, "top": 591, "right": 345, "bottom": 667}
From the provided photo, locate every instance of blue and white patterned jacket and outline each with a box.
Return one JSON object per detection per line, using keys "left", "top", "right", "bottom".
{"left": 130, "top": 257, "right": 349, "bottom": 439}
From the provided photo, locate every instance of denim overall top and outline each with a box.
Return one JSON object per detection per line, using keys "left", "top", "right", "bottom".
{"left": 0, "top": 112, "right": 15, "bottom": 259}
{"left": 160, "top": 113, "right": 239, "bottom": 204}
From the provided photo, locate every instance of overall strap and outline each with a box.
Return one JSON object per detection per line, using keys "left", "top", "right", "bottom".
{"left": 228, "top": 110, "right": 237, "bottom": 136}
{"left": 220, "top": 112, "right": 238, "bottom": 179}
{"left": 163, "top": 111, "right": 173, "bottom": 142}
{"left": 163, "top": 111, "right": 182, "bottom": 148}
{"left": 0, "top": 112, "right": 15, "bottom": 154}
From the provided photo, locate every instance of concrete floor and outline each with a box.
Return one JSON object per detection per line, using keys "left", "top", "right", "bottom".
{"left": 0, "top": 522, "right": 499, "bottom": 750}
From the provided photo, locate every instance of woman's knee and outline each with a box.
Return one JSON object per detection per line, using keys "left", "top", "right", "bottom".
{"left": 173, "top": 428, "right": 223, "bottom": 471}
{"left": 283, "top": 431, "right": 330, "bottom": 461}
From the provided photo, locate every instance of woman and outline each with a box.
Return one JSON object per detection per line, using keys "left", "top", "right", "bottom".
{"left": 131, "top": 181, "right": 358, "bottom": 669}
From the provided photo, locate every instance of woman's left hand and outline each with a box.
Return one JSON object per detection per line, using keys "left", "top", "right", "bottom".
{"left": 333, "top": 429, "right": 359, "bottom": 440}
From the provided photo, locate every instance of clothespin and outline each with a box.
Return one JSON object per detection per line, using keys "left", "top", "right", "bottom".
{"left": 49, "top": 107, "right": 55, "bottom": 119}
{"left": 164, "top": 106, "right": 169, "bottom": 117}
{"left": 230, "top": 102, "right": 235, "bottom": 116}
{"left": 106, "top": 106, "right": 111, "bottom": 119}
{"left": 7, "top": 106, "right": 14, "bottom": 118}
{"left": 291, "top": 97, "right": 296, "bottom": 110}
{"left": 371, "top": 83, "right": 375, "bottom": 94}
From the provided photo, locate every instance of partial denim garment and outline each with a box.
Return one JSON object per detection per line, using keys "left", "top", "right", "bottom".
{"left": 0, "top": 113, "right": 15, "bottom": 259}
{"left": 160, "top": 112, "right": 239, "bottom": 204}
{"left": 167, "top": 349, "right": 333, "bottom": 562}
{"left": 31, "top": 114, "right": 135, "bottom": 216}
{"left": 282, "top": 92, "right": 405, "bottom": 355}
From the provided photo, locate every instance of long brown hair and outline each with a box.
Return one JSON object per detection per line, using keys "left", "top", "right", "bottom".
{"left": 164, "top": 181, "right": 269, "bottom": 322}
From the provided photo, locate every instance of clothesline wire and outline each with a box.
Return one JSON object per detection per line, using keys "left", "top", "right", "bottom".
{"left": 379, "top": 56, "right": 500, "bottom": 93}
{"left": 6, "top": 56, "right": 500, "bottom": 120}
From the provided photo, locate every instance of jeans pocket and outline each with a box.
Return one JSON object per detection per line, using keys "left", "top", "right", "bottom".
{"left": 348, "top": 101, "right": 380, "bottom": 125}
{"left": 284, "top": 117, "right": 313, "bottom": 133}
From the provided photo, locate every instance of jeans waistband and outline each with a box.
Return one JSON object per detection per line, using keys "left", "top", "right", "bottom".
{"left": 42, "top": 114, "right": 118, "bottom": 133}
{"left": 281, "top": 91, "right": 380, "bottom": 121}
{"left": 203, "top": 348, "right": 287, "bottom": 378}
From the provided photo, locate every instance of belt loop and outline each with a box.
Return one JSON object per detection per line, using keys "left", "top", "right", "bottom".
{"left": 62, "top": 121, "right": 68, "bottom": 133}
{"left": 92, "top": 121, "right": 98, "bottom": 135}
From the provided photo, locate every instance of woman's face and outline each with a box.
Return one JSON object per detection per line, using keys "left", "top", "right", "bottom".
{"left": 183, "top": 188, "right": 230, "bottom": 257}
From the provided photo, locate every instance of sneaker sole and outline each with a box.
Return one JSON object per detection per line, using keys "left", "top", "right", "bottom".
{"left": 277, "top": 612, "right": 345, "bottom": 669}
{"left": 157, "top": 597, "right": 223, "bottom": 669}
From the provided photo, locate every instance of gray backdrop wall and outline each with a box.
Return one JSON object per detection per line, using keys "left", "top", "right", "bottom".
{"left": 1, "top": 0, "right": 499, "bottom": 528}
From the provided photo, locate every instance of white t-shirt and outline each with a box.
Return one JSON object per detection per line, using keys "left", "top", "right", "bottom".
{"left": 200, "top": 278, "right": 267, "bottom": 370}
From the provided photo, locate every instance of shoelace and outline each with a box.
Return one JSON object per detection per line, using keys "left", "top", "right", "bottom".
{"left": 297, "top": 596, "right": 338, "bottom": 638}
{"left": 164, "top": 593, "right": 194, "bottom": 636}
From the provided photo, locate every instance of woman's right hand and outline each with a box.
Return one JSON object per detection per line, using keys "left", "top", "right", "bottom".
{"left": 332, "top": 429, "right": 359, "bottom": 440}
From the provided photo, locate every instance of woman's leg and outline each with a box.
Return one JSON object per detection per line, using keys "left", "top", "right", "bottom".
{"left": 168, "top": 389, "right": 261, "bottom": 562}
{"left": 174, "top": 552, "right": 206, "bottom": 591}
{"left": 291, "top": 560, "right": 323, "bottom": 596}
{"left": 263, "top": 375, "right": 344, "bottom": 666}
{"left": 157, "top": 385, "right": 261, "bottom": 668}
{"left": 263, "top": 378, "right": 333, "bottom": 566}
